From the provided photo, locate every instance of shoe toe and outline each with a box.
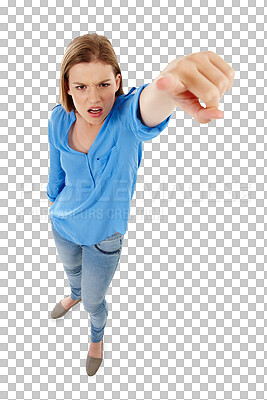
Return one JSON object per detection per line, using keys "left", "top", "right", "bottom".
{"left": 51, "top": 298, "right": 81, "bottom": 319}
{"left": 51, "top": 301, "right": 67, "bottom": 319}
{"left": 86, "top": 341, "right": 103, "bottom": 376}
{"left": 86, "top": 355, "right": 103, "bottom": 376}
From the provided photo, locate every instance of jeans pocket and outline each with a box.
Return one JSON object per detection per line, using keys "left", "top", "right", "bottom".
{"left": 94, "top": 235, "right": 123, "bottom": 255}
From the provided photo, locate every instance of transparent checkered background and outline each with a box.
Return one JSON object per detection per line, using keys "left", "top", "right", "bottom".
{"left": 1, "top": 0, "right": 266, "bottom": 398}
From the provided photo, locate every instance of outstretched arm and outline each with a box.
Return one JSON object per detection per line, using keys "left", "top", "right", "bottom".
{"left": 139, "top": 51, "right": 235, "bottom": 126}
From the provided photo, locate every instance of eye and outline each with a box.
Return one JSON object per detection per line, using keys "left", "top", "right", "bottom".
{"left": 75, "top": 83, "right": 110, "bottom": 90}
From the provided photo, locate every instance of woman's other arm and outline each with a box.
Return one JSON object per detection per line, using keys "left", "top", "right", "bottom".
{"left": 46, "top": 118, "right": 66, "bottom": 203}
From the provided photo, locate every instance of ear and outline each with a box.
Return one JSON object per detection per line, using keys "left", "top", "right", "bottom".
{"left": 116, "top": 74, "right": 121, "bottom": 91}
{"left": 64, "top": 80, "right": 71, "bottom": 96}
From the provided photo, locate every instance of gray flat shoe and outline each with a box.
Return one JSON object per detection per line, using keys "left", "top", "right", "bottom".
{"left": 51, "top": 296, "right": 81, "bottom": 319}
{"left": 86, "top": 339, "right": 103, "bottom": 376}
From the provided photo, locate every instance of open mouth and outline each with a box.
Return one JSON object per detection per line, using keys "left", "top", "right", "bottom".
{"left": 88, "top": 107, "right": 103, "bottom": 117}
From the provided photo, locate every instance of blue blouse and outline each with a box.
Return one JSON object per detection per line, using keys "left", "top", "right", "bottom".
{"left": 47, "top": 83, "right": 173, "bottom": 245}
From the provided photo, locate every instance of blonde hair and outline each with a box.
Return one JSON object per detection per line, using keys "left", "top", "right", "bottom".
{"left": 59, "top": 33, "right": 124, "bottom": 113}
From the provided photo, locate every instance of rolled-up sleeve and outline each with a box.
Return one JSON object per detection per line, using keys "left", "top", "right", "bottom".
{"left": 125, "top": 84, "right": 173, "bottom": 142}
{"left": 46, "top": 118, "right": 65, "bottom": 202}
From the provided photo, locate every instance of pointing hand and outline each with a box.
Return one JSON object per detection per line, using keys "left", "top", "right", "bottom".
{"left": 155, "top": 51, "right": 235, "bottom": 124}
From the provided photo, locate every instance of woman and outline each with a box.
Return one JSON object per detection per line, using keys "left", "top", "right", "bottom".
{"left": 47, "top": 33, "right": 173, "bottom": 377}
{"left": 47, "top": 33, "right": 234, "bottom": 377}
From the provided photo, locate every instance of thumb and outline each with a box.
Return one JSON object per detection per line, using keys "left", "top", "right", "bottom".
{"left": 155, "top": 73, "right": 186, "bottom": 96}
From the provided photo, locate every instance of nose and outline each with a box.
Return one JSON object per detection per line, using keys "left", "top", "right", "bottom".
{"left": 87, "top": 86, "right": 101, "bottom": 103}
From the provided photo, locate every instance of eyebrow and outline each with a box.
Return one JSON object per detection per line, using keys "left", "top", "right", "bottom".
{"left": 72, "top": 79, "right": 112, "bottom": 85}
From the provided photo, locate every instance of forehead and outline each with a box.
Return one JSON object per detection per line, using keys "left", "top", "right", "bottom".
{"left": 68, "top": 62, "right": 113, "bottom": 81}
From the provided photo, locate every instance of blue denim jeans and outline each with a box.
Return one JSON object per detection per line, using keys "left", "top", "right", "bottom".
{"left": 51, "top": 222, "right": 124, "bottom": 343}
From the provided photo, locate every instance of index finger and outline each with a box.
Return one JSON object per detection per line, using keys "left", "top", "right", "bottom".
{"left": 206, "top": 51, "right": 235, "bottom": 92}
{"left": 178, "top": 61, "right": 222, "bottom": 109}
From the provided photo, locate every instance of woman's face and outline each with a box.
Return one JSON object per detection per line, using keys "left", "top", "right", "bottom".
{"left": 66, "top": 61, "right": 121, "bottom": 128}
